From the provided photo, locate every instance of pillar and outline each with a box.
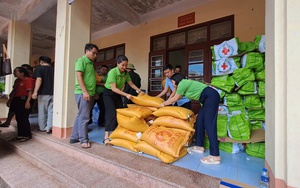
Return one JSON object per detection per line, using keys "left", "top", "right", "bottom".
{"left": 3, "top": 20, "right": 31, "bottom": 113}
{"left": 52, "top": 0, "right": 92, "bottom": 138}
{"left": 265, "top": 0, "right": 300, "bottom": 187}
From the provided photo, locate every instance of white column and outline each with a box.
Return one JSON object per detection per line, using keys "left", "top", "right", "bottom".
{"left": 52, "top": 0, "right": 92, "bottom": 138}
{"left": 265, "top": 0, "right": 300, "bottom": 187}
{"left": 4, "top": 20, "right": 31, "bottom": 94}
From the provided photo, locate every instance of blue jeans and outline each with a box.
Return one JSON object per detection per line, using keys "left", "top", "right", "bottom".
{"left": 71, "top": 94, "right": 94, "bottom": 143}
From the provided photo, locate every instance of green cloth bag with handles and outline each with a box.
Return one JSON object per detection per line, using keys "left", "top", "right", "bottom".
{"left": 261, "top": 98, "right": 265, "bottom": 108}
{"left": 219, "top": 142, "right": 243, "bottom": 154}
{"left": 243, "top": 95, "right": 262, "bottom": 109}
{"left": 228, "top": 105, "right": 247, "bottom": 116}
{"left": 217, "top": 114, "right": 228, "bottom": 138}
{"left": 237, "top": 81, "right": 258, "bottom": 95}
{"left": 248, "top": 109, "right": 265, "bottom": 121}
{"left": 258, "top": 81, "right": 265, "bottom": 97}
{"left": 250, "top": 121, "right": 263, "bottom": 130}
{"left": 238, "top": 42, "right": 256, "bottom": 53}
{"left": 228, "top": 111, "right": 251, "bottom": 140}
{"left": 224, "top": 93, "right": 243, "bottom": 107}
{"left": 204, "top": 137, "right": 210, "bottom": 149}
{"left": 211, "top": 75, "right": 235, "bottom": 93}
{"left": 254, "top": 35, "right": 266, "bottom": 53}
{"left": 241, "top": 52, "right": 264, "bottom": 70}
{"left": 233, "top": 68, "right": 255, "bottom": 87}
{"left": 246, "top": 142, "right": 265, "bottom": 158}
{"left": 255, "top": 69, "right": 265, "bottom": 81}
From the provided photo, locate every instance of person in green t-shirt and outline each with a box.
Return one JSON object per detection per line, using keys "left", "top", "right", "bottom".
{"left": 70, "top": 43, "right": 98, "bottom": 149}
{"left": 102, "top": 55, "right": 144, "bottom": 145}
{"left": 160, "top": 73, "right": 221, "bottom": 165}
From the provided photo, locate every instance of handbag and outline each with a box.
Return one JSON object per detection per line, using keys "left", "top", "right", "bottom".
{"left": 1, "top": 44, "right": 12, "bottom": 76}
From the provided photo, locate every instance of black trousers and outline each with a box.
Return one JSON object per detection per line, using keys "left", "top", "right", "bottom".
{"left": 96, "top": 93, "right": 105, "bottom": 125}
{"left": 195, "top": 87, "right": 220, "bottom": 156}
{"left": 11, "top": 97, "right": 31, "bottom": 138}
{"left": 103, "top": 89, "right": 124, "bottom": 131}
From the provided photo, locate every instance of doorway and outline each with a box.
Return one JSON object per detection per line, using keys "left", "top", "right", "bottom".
{"left": 168, "top": 49, "right": 185, "bottom": 76}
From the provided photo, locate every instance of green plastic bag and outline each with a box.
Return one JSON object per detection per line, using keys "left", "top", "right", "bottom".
{"left": 237, "top": 81, "right": 258, "bottom": 95}
{"left": 218, "top": 104, "right": 229, "bottom": 115}
{"left": 250, "top": 121, "right": 263, "bottom": 130}
{"left": 219, "top": 142, "right": 243, "bottom": 154}
{"left": 241, "top": 52, "right": 264, "bottom": 70}
{"left": 258, "top": 81, "right": 265, "bottom": 97}
{"left": 211, "top": 75, "right": 235, "bottom": 93}
{"left": 246, "top": 142, "right": 265, "bottom": 158}
{"left": 228, "top": 111, "right": 251, "bottom": 140}
{"left": 261, "top": 98, "right": 265, "bottom": 108}
{"left": 228, "top": 105, "right": 246, "bottom": 114}
{"left": 254, "top": 35, "right": 265, "bottom": 53}
{"left": 233, "top": 68, "right": 255, "bottom": 87}
{"left": 211, "top": 37, "right": 239, "bottom": 60}
{"left": 224, "top": 93, "right": 243, "bottom": 107}
{"left": 238, "top": 42, "right": 256, "bottom": 53}
{"left": 204, "top": 137, "right": 210, "bottom": 149}
{"left": 217, "top": 114, "right": 228, "bottom": 138}
{"left": 255, "top": 69, "right": 265, "bottom": 81}
{"left": 248, "top": 109, "right": 265, "bottom": 121}
{"left": 243, "top": 95, "right": 262, "bottom": 109}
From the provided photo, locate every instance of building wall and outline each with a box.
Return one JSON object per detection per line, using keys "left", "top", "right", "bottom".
{"left": 92, "top": 0, "right": 265, "bottom": 91}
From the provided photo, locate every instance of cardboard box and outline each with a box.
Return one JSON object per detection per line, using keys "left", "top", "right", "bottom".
{"left": 220, "top": 178, "right": 256, "bottom": 188}
{"left": 218, "top": 129, "right": 265, "bottom": 143}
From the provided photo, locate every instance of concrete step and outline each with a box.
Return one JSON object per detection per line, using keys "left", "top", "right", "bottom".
{"left": 0, "top": 147, "right": 65, "bottom": 188}
{"left": 0, "top": 128, "right": 221, "bottom": 188}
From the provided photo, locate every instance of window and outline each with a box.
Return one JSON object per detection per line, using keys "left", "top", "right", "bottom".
{"left": 148, "top": 15, "right": 234, "bottom": 95}
{"left": 96, "top": 44, "right": 125, "bottom": 63}
{"left": 95, "top": 44, "right": 125, "bottom": 70}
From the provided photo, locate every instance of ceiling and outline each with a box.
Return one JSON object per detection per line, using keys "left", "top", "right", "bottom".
{"left": 0, "top": 0, "right": 210, "bottom": 56}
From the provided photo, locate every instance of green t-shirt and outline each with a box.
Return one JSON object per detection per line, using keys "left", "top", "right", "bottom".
{"left": 176, "top": 79, "right": 208, "bottom": 101}
{"left": 96, "top": 74, "right": 108, "bottom": 94}
{"left": 74, "top": 56, "right": 96, "bottom": 95}
{"left": 105, "top": 67, "right": 131, "bottom": 90}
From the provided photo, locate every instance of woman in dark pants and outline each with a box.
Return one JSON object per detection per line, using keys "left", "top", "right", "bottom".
{"left": 103, "top": 55, "right": 144, "bottom": 145}
{"left": 160, "top": 73, "right": 221, "bottom": 164}
{"left": 10, "top": 67, "right": 34, "bottom": 142}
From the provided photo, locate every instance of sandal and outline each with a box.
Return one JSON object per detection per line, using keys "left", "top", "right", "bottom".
{"left": 8, "top": 137, "right": 22, "bottom": 142}
{"left": 200, "top": 155, "right": 221, "bottom": 165}
{"left": 102, "top": 138, "right": 111, "bottom": 146}
{"left": 19, "top": 137, "right": 31, "bottom": 142}
{"left": 187, "top": 146, "right": 205, "bottom": 154}
{"left": 81, "top": 141, "right": 91, "bottom": 148}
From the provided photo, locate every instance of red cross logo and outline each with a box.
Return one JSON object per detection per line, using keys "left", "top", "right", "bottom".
{"left": 222, "top": 47, "right": 230, "bottom": 55}
{"left": 221, "top": 62, "right": 228, "bottom": 70}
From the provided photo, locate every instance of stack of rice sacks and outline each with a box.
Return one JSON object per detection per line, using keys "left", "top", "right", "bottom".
{"left": 210, "top": 36, "right": 266, "bottom": 157}
{"left": 109, "top": 104, "right": 153, "bottom": 152}
{"left": 110, "top": 93, "right": 195, "bottom": 163}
